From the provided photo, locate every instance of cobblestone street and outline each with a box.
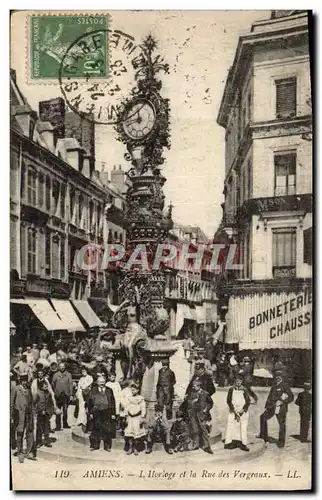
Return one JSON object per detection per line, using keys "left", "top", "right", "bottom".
{"left": 11, "top": 387, "right": 311, "bottom": 490}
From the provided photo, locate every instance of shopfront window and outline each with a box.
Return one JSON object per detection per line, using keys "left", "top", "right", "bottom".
{"left": 274, "top": 152, "right": 296, "bottom": 196}
{"left": 272, "top": 228, "right": 296, "bottom": 278}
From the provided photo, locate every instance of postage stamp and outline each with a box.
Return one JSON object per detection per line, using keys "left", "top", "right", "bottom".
{"left": 29, "top": 14, "right": 110, "bottom": 79}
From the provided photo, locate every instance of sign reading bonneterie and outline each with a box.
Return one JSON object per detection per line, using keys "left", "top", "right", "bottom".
{"left": 226, "top": 291, "right": 312, "bottom": 350}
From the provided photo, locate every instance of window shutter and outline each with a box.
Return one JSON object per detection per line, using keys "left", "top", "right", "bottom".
{"left": 276, "top": 78, "right": 297, "bottom": 118}
{"left": 303, "top": 227, "right": 312, "bottom": 265}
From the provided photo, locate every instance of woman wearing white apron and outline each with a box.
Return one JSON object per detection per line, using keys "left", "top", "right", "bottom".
{"left": 224, "top": 373, "right": 251, "bottom": 451}
{"left": 76, "top": 367, "right": 93, "bottom": 431}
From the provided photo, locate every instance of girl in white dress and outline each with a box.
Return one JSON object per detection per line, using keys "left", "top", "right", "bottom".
{"left": 124, "top": 382, "right": 146, "bottom": 455}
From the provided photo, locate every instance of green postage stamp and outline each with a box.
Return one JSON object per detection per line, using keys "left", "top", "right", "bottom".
{"left": 30, "top": 14, "right": 110, "bottom": 79}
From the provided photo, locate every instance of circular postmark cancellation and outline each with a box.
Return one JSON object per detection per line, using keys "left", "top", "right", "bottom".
{"left": 59, "top": 28, "right": 147, "bottom": 125}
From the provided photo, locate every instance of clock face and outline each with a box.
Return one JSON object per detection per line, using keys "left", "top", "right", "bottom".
{"left": 122, "top": 100, "right": 156, "bottom": 140}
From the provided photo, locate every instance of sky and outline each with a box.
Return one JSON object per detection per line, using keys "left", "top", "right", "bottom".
{"left": 11, "top": 10, "right": 269, "bottom": 238}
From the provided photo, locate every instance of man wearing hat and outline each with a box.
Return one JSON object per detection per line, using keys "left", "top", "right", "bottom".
{"left": 239, "top": 356, "right": 258, "bottom": 403}
{"left": 12, "top": 373, "right": 37, "bottom": 463}
{"left": 87, "top": 374, "right": 116, "bottom": 451}
{"left": 191, "top": 348, "right": 212, "bottom": 376}
{"left": 51, "top": 362, "right": 73, "bottom": 430}
{"left": 295, "top": 382, "right": 312, "bottom": 443}
{"left": 186, "top": 378, "right": 213, "bottom": 454}
{"left": 156, "top": 359, "right": 176, "bottom": 420}
{"left": 258, "top": 374, "right": 294, "bottom": 448}
{"left": 186, "top": 360, "right": 216, "bottom": 397}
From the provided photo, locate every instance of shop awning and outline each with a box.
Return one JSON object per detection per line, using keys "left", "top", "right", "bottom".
{"left": 195, "top": 306, "right": 206, "bottom": 324}
{"left": 204, "top": 305, "right": 217, "bottom": 324}
{"left": 11, "top": 298, "right": 65, "bottom": 331}
{"left": 189, "top": 307, "right": 197, "bottom": 321}
{"left": 51, "top": 299, "right": 86, "bottom": 332}
{"left": 71, "top": 300, "right": 104, "bottom": 328}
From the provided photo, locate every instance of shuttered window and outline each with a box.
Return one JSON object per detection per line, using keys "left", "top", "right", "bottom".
{"left": 275, "top": 77, "right": 297, "bottom": 119}
{"left": 272, "top": 229, "right": 296, "bottom": 278}
{"left": 274, "top": 152, "right": 296, "bottom": 196}
{"left": 27, "top": 229, "right": 37, "bottom": 274}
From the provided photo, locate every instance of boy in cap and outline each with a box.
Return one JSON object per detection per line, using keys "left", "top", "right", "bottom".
{"left": 295, "top": 382, "right": 312, "bottom": 443}
{"left": 146, "top": 405, "right": 173, "bottom": 454}
{"left": 170, "top": 409, "right": 190, "bottom": 452}
{"left": 186, "top": 378, "right": 213, "bottom": 454}
{"left": 239, "top": 356, "right": 258, "bottom": 403}
{"left": 156, "top": 359, "right": 176, "bottom": 420}
{"left": 35, "top": 380, "right": 55, "bottom": 448}
{"left": 224, "top": 373, "right": 251, "bottom": 451}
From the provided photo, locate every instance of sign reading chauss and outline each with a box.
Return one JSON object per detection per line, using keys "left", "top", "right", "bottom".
{"left": 225, "top": 291, "right": 312, "bottom": 350}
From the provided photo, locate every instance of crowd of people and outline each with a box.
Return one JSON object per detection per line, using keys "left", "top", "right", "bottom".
{"left": 10, "top": 337, "right": 311, "bottom": 463}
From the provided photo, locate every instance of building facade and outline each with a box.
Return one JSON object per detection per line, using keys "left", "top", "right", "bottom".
{"left": 164, "top": 223, "right": 218, "bottom": 344}
{"left": 10, "top": 70, "right": 126, "bottom": 342}
{"left": 215, "top": 11, "right": 312, "bottom": 385}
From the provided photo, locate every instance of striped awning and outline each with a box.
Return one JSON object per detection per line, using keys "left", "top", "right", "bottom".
{"left": 51, "top": 299, "right": 86, "bottom": 332}
{"left": 71, "top": 300, "right": 104, "bottom": 328}
{"left": 10, "top": 298, "right": 65, "bottom": 331}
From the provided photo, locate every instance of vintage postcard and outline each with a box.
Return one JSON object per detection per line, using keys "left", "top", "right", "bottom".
{"left": 10, "top": 10, "right": 312, "bottom": 491}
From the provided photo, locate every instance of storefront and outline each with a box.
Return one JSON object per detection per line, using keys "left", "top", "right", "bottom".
{"left": 225, "top": 287, "right": 312, "bottom": 386}
{"left": 174, "top": 303, "right": 218, "bottom": 345}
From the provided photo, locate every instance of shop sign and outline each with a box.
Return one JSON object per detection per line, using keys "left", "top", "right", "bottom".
{"left": 51, "top": 281, "right": 71, "bottom": 299}
{"left": 239, "top": 194, "right": 313, "bottom": 219}
{"left": 26, "top": 278, "right": 50, "bottom": 296}
{"left": 226, "top": 290, "right": 312, "bottom": 349}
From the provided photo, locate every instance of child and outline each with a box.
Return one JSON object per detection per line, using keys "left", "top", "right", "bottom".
{"left": 124, "top": 382, "right": 146, "bottom": 455}
{"left": 146, "top": 405, "right": 173, "bottom": 454}
{"left": 170, "top": 409, "right": 190, "bottom": 452}
{"left": 106, "top": 372, "right": 122, "bottom": 425}
{"left": 35, "top": 380, "right": 55, "bottom": 448}
{"left": 224, "top": 374, "right": 251, "bottom": 452}
{"left": 119, "top": 381, "right": 132, "bottom": 435}
{"left": 156, "top": 359, "right": 176, "bottom": 420}
{"left": 186, "top": 378, "right": 213, "bottom": 454}
{"left": 295, "top": 382, "right": 312, "bottom": 443}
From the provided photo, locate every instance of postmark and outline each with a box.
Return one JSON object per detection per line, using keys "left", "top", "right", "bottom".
{"left": 30, "top": 14, "right": 110, "bottom": 79}
{"left": 59, "top": 28, "right": 147, "bottom": 125}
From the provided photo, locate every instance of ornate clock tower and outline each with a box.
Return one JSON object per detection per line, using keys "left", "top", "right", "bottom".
{"left": 115, "top": 35, "right": 174, "bottom": 340}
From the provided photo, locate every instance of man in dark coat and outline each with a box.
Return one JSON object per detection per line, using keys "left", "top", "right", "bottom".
{"left": 12, "top": 374, "right": 37, "bottom": 463}
{"left": 295, "top": 382, "right": 312, "bottom": 442}
{"left": 34, "top": 380, "right": 55, "bottom": 447}
{"left": 259, "top": 374, "right": 294, "bottom": 447}
{"left": 186, "top": 378, "right": 213, "bottom": 454}
{"left": 87, "top": 374, "right": 116, "bottom": 451}
{"left": 10, "top": 371, "right": 17, "bottom": 450}
{"left": 51, "top": 362, "right": 73, "bottom": 430}
{"left": 239, "top": 356, "right": 258, "bottom": 403}
{"left": 156, "top": 359, "right": 176, "bottom": 420}
{"left": 186, "top": 362, "right": 216, "bottom": 397}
